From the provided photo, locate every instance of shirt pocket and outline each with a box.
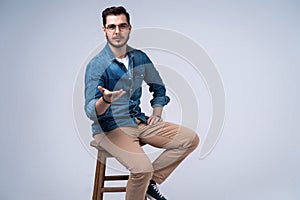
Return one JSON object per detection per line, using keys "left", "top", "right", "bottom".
{"left": 132, "top": 68, "right": 145, "bottom": 90}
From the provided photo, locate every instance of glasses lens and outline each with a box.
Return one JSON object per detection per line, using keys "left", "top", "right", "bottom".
{"left": 119, "top": 23, "right": 129, "bottom": 29}
{"left": 106, "top": 24, "right": 116, "bottom": 31}
{"left": 106, "top": 24, "right": 129, "bottom": 31}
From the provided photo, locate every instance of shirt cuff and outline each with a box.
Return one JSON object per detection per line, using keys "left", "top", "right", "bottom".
{"left": 150, "top": 96, "right": 170, "bottom": 107}
{"left": 85, "top": 99, "right": 98, "bottom": 121}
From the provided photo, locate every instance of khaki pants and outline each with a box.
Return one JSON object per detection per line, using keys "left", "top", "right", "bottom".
{"left": 94, "top": 121, "right": 199, "bottom": 200}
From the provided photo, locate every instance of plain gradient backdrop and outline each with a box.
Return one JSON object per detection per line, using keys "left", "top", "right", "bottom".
{"left": 0, "top": 0, "right": 299, "bottom": 199}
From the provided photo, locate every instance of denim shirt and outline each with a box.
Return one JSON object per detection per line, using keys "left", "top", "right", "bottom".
{"left": 84, "top": 44, "right": 170, "bottom": 135}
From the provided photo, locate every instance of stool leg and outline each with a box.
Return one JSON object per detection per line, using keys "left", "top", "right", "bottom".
{"left": 93, "top": 151, "right": 107, "bottom": 200}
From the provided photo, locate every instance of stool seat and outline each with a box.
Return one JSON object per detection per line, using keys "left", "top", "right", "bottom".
{"left": 90, "top": 140, "right": 105, "bottom": 151}
{"left": 90, "top": 140, "right": 146, "bottom": 200}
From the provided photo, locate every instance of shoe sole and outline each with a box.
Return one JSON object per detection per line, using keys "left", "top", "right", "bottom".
{"left": 146, "top": 194, "right": 156, "bottom": 200}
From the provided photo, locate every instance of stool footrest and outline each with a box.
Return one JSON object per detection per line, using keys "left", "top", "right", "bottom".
{"left": 105, "top": 175, "right": 129, "bottom": 181}
{"left": 101, "top": 187, "right": 126, "bottom": 192}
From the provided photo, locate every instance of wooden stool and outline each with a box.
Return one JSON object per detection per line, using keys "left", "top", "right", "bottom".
{"left": 90, "top": 140, "right": 128, "bottom": 200}
{"left": 90, "top": 140, "right": 147, "bottom": 200}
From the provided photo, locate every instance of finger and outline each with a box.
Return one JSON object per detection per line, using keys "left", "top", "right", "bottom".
{"left": 152, "top": 117, "right": 160, "bottom": 125}
{"left": 154, "top": 116, "right": 163, "bottom": 124}
{"left": 147, "top": 117, "right": 152, "bottom": 125}
{"left": 147, "top": 116, "right": 158, "bottom": 125}
{"left": 149, "top": 119, "right": 155, "bottom": 125}
{"left": 111, "top": 90, "right": 126, "bottom": 101}
{"left": 114, "top": 92, "right": 125, "bottom": 100}
{"left": 111, "top": 90, "right": 124, "bottom": 96}
{"left": 117, "top": 89, "right": 126, "bottom": 97}
{"left": 97, "top": 86, "right": 105, "bottom": 94}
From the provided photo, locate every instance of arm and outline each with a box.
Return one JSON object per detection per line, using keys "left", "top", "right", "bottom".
{"left": 84, "top": 59, "right": 125, "bottom": 119}
{"left": 143, "top": 55, "right": 170, "bottom": 125}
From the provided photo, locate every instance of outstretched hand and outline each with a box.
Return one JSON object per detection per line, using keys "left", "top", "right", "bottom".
{"left": 98, "top": 86, "right": 126, "bottom": 103}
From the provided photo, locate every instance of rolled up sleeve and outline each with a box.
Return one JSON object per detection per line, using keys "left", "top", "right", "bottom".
{"left": 148, "top": 83, "right": 170, "bottom": 107}
{"left": 143, "top": 57, "right": 170, "bottom": 108}
{"left": 85, "top": 99, "right": 98, "bottom": 121}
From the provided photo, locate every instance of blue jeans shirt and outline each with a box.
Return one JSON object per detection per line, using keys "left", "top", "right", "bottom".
{"left": 84, "top": 44, "right": 170, "bottom": 135}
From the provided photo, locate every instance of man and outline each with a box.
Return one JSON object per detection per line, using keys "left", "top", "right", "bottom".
{"left": 84, "top": 6, "right": 199, "bottom": 200}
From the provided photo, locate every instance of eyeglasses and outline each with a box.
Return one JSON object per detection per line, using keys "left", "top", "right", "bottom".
{"left": 105, "top": 23, "right": 130, "bottom": 32}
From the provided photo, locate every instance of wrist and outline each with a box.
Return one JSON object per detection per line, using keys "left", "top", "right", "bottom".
{"left": 102, "top": 96, "right": 111, "bottom": 104}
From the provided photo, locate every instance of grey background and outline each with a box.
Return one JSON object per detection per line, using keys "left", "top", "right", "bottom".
{"left": 1, "top": 0, "right": 299, "bottom": 199}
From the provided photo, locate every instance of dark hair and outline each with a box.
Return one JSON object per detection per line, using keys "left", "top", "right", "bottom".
{"left": 102, "top": 6, "right": 130, "bottom": 26}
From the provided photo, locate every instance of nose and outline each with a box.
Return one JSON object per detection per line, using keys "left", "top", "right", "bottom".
{"left": 114, "top": 26, "right": 120, "bottom": 33}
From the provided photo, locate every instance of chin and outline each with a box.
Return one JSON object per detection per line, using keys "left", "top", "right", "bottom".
{"left": 111, "top": 42, "right": 127, "bottom": 48}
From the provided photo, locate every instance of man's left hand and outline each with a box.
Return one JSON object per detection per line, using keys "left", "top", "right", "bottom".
{"left": 147, "top": 115, "right": 163, "bottom": 125}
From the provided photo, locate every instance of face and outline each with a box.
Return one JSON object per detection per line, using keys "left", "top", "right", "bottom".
{"left": 103, "top": 14, "right": 131, "bottom": 49}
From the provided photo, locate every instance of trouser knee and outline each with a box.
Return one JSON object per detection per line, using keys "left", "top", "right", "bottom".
{"left": 190, "top": 133, "right": 200, "bottom": 151}
{"left": 130, "top": 157, "right": 153, "bottom": 174}
{"left": 129, "top": 171, "right": 153, "bottom": 183}
{"left": 180, "top": 127, "right": 200, "bottom": 151}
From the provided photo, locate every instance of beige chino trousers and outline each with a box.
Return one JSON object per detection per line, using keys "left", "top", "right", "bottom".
{"left": 94, "top": 120, "right": 199, "bottom": 200}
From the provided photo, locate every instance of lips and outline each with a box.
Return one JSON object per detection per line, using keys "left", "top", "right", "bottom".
{"left": 113, "top": 36, "right": 123, "bottom": 40}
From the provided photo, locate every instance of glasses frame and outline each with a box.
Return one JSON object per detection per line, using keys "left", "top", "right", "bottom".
{"left": 105, "top": 23, "right": 130, "bottom": 32}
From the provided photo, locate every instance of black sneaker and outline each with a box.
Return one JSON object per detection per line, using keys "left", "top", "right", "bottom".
{"left": 146, "top": 180, "right": 167, "bottom": 200}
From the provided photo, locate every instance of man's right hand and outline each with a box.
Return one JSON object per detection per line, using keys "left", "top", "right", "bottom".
{"left": 98, "top": 86, "right": 126, "bottom": 103}
{"left": 95, "top": 86, "right": 126, "bottom": 115}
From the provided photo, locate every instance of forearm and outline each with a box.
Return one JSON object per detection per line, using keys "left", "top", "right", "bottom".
{"left": 152, "top": 106, "right": 163, "bottom": 117}
{"left": 95, "top": 97, "right": 110, "bottom": 115}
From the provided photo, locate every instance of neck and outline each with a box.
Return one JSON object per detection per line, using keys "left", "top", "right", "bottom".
{"left": 108, "top": 44, "right": 127, "bottom": 58}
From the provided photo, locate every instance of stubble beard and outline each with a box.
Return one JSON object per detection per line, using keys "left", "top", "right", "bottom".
{"left": 106, "top": 33, "right": 130, "bottom": 49}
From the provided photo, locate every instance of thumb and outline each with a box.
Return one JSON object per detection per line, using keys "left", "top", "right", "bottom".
{"left": 97, "top": 86, "right": 105, "bottom": 94}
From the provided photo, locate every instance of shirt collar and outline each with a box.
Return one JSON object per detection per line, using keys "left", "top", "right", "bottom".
{"left": 103, "top": 43, "right": 135, "bottom": 63}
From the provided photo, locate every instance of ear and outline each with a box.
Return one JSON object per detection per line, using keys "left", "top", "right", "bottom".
{"left": 128, "top": 24, "right": 132, "bottom": 31}
{"left": 102, "top": 27, "right": 106, "bottom": 35}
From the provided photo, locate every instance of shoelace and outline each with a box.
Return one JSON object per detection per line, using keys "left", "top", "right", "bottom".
{"left": 151, "top": 184, "right": 164, "bottom": 198}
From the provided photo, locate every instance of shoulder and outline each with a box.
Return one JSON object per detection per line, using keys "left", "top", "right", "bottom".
{"left": 85, "top": 51, "right": 110, "bottom": 79}
{"left": 87, "top": 44, "right": 115, "bottom": 70}
{"left": 129, "top": 48, "right": 147, "bottom": 56}
{"left": 86, "top": 55, "right": 102, "bottom": 73}
{"left": 129, "top": 48, "right": 152, "bottom": 64}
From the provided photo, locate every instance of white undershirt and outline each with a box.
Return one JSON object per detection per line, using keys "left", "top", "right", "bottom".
{"left": 116, "top": 55, "right": 129, "bottom": 71}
